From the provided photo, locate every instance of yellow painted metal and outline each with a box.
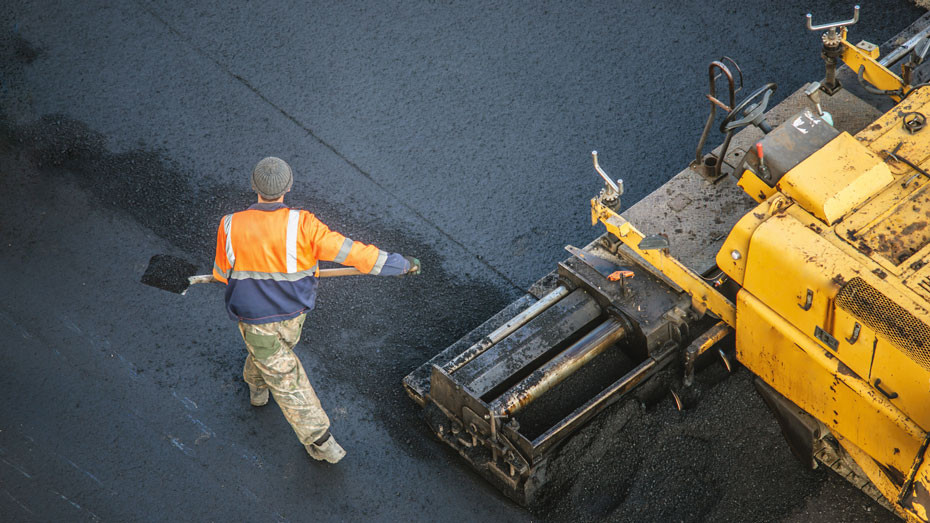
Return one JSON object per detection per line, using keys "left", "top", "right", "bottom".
{"left": 840, "top": 38, "right": 906, "bottom": 102}
{"left": 716, "top": 195, "right": 789, "bottom": 286}
{"left": 743, "top": 213, "right": 846, "bottom": 336}
{"left": 856, "top": 86, "right": 930, "bottom": 177}
{"left": 834, "top": 178, "right": 930, "bottom": 277}
{"left": 901, "top": 451, "right": 930, "bottom": 520}
{"left": 855, "top": 40, "right": 881, "bottom": 60}
{"left": 584, "top": 38, "right": 930, "bottom": 518}
{"left": 741, "top": 205, "right": 930, "bottom": 426}
{"left": 853, "top": 183, "right": 930, "bottom": 269}
{"left": 736, "top": 168, "right": 777, "bottom": 203}
{"left": 722, "top": 172, "right": 930, "bottom": 519}
{"left": 837, "top": 436, "right": 911, "bottom": 521}
{"left": 736, "top": 290, "right": 926, "bottom": 519}
{"left": 871, "top": 330, "right": 930, "bottom": 432}
{"left": 829, "top": 295, "right": 877, "bottom": 383}
{"left": 907, "top": 262, "right": 930, "bottom": 304}
{"left": 591, "top": 198, "right": 736, "bottom": 326}
{"left": 741, "top": 212, "right": 850, "bottom": 353}
{"left": 777, "top": 132, "right": 893, "bottom": 225}
{"left": 690, "top": 321, "right": 731, "bottom": 358}
{"left": 858, "top": 85, "right": 930, "bottom": 139}
{"left": 825, "top": 87, "right": 930, "bottom": 281}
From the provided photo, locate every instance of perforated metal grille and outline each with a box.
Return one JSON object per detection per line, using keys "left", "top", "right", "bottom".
{"left": 835, "top": 277, "right": 930, "bottom": 372}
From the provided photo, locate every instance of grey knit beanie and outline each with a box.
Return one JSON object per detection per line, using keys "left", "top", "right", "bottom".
{"left": 251, "top": 157, "right": 294, "bottom": 199}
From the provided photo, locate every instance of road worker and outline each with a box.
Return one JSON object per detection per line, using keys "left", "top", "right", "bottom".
{"left": 213, "top": 157, "right": 420, "bottom": 464}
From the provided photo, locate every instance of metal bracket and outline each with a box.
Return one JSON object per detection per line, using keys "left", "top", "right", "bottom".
{"left": 638, "top": 234, "right": 670, "bottom": 251}
{"left": 808, "top": 6, "right": 859, "bottom": 95}
{"left": 692, "top": 58, "right": 743, "bottom": 181}
{"left": 682, "top": 321, "right": 731, "bottom": 387}
{"left": 814, "top": 326, "right": 839, "bottom": 351}
{"left": 903, "top": 112, "right": 926, "bottom": 134}
{"left": 898, "top": 431, "right": 930, "bottom": 506}
{"left": 902, "top": 36, "right": 930, "bottom": 85}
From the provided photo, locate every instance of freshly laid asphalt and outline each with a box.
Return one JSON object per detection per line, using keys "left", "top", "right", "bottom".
{"left": 0, "top": 1, "right": 925, "bottom": 521}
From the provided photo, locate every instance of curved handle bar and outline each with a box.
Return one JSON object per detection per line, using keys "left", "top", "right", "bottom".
{"left": 874, "top": 378, "right": 899, "bottom": 400}
{"left": 592, "top": 151, "right": 621, "bottom": 195}
{"left": 806, "top": 5, "right": 859, "bottom": 32}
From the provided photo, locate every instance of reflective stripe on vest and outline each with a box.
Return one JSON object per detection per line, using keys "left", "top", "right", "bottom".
{"left": 370, "top": 249, "right": 388, "bottom": 276}
{"left": 213, "top": 262, "right": 229, "bottom": 279}
{"left": 285, "top": 209, "right": 300, "bottom": 273}
{"left": 230, "top": 266, "right": 318, "bottom": 282}
{"left": 223, "top": 213, "right": 235, "bottom": 270}
{"left": 333, "top": 238, "right": 354, "bottom": 264}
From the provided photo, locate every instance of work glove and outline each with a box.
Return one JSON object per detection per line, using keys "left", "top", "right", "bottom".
{"left": 403, "top": 256, "right": 421, "bottom": 276}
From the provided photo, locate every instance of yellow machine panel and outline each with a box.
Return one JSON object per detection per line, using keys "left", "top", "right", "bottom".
{"left": 902, "top": 457, "right": 930, "bottom": 519}
{"left": 857, "top": 88, "right": 930, "bottom": 177}
{"left": 715, "top": 198, "right": 774, "bottom": 285}
{"left": 839, "top": 180, "right": 930, "bottom": 272}
{"left": 737, "top": 168, "right": 779, "bottom": 203}
{"left": 840, "top": 37, "right": 906, "bottom": 101}
{"left": 736, "top": 289, "right": 924, "bottom": 520}
{"left": 778, "top": 132, "right": 893, "bottom": 224}
{"left": 704, "top": 80, "right": 930, "bottom": 520}
{"left": 833, "top": 277, "right": 930, "bottom": 431}
{"left": 739, "top": 212, "right": 851, "bottom": 345}
{"left": 596, "top": 16, "right": 930, "bottom": 522}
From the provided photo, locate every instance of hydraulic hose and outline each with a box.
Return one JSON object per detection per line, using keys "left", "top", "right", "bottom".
{"left": 857, "top": 65, "right": 904, "bottom": 98}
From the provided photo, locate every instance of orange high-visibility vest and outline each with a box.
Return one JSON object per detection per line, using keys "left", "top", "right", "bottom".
{"left": 213, "top": 203, "right": 392, "bottom": 323}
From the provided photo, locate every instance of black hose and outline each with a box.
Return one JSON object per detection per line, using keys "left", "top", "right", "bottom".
{"left": 903, "top": 83, "right": 930, "bottom": 100}
{"left": 857, "top": 65, "right": 904, "bottom": 98}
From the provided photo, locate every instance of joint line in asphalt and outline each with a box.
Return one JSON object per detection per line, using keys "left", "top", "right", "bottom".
{"left": 135, "top": 1, "right": 526, "bottom": 293}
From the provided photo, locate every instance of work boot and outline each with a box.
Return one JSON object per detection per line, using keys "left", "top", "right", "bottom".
{"left": 305, "top": 433, "right": 346, "bottom": 464}
{"left": 249, "top": 385, "right": 269, "bottom": 407}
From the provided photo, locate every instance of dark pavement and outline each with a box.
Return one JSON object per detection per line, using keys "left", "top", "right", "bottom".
{"left": 0, "top": 1, "right": 924, "bottom": 521}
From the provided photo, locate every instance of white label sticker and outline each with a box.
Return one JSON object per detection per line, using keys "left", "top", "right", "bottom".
{"left": 792, "top": 109, "right": 821, "bottom": 135}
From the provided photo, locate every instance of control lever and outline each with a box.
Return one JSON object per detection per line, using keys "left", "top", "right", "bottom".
{"left": 804, "top": 82, "right": 834, "bottom": 126}
{"left": 592, "top": 151, "right": 623, "bottom": 196}
{"left": 592, "top": 151, "right": 624, "bottom": 212}
{"left": 885, "top": 142, "right": 930, "bottom": 187}
{"left": 755, "top": 142, "right": 769, "bottom": 180}
{"left": 807, "top": 5, "right": 860, "bottom": 95}
{"left": 804, "top": 82, "right": 824, "bottom": 115}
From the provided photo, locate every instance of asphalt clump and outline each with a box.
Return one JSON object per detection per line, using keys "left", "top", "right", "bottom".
{"left": 534, "top": 365, "right": 898, "bottom": 523}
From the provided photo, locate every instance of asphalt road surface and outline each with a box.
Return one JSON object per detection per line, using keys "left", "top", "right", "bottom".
{"left": 0, "top": 1, "right": 925, "bottom": 522}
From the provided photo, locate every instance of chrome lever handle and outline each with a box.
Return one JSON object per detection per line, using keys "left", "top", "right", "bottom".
{"left": 592, "top": 151, "right": 623, "bottom": 196}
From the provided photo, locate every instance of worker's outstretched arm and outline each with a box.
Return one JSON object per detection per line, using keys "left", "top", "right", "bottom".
{"left": 304, "top": 212, "right": 418, "bottom": 276}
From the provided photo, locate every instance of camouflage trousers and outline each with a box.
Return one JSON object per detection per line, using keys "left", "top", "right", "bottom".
{"left": 238, "top": 314, "right": 331, "bottom": 445}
